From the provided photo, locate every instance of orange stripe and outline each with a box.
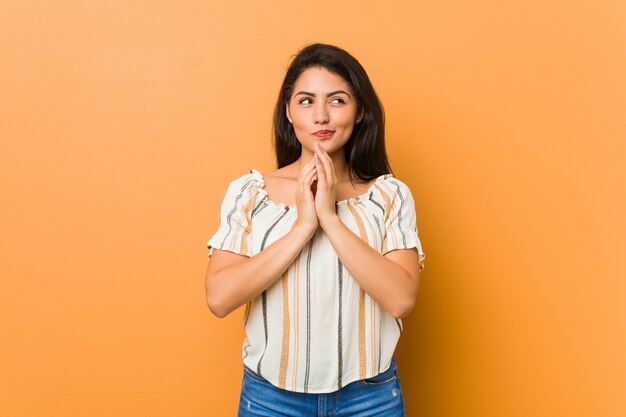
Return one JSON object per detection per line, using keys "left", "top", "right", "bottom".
{"left": 291, "top": 256, "right": 300, "bottom": 390}
{"left": 239, "top": 190, "right": 256, "bottom": 255}
{"left": 368, "top": 297, "right": 376, "bottom": 369}
{"left": 375, "top": 184, "right": 398, "bottom": 251}
{"left": 278, "top": 270, "right": 290, "bottom": 388}
{"left": 347, "top": 203, "right": 369, "bottom": 378}
{"left": 354, "top": 203, "right": 379, "bottom": 249}
{"left": 347, "top": 203, "right": 369, "bottom": 247}
{"left": 374, "top": 184, "right": 392, "bottom": 249}
{"left": 374, "top": 183, "right": 393, "bottom": 218}
{"left": 358, "top": 290, "right": 366, "bottom": 378}
{"left": 375, "top": 301, "right": 379, "bottom": 370}
{"left": 243, "top": 300, "right": 251, "bottom": 325}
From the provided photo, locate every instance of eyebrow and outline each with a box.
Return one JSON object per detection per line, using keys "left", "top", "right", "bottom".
{"left": 294, "top": 90, "right": 352, "bottom": 99}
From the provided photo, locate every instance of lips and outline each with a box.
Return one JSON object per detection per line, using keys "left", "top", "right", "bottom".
{"left": 313, "top": 130, "right": 335, "bottom": 139}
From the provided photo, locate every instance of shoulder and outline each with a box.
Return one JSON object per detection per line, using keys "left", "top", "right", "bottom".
{"left": 258, "top": 164, "right": 299, "bottom": 182}
{"left": 375, "top": 174, "right": 413, "bottom": 198}
{"left": 252, "top": 165, "right": 301, "bottom": 198}
{"left": 268, "top": 165, "right": 297, "bottom": 176}
{"left": 225, "top": 169, "right": 261, "bottom": 187}
{"left": 221, "top": 169, "right": 264, "bottom": 199}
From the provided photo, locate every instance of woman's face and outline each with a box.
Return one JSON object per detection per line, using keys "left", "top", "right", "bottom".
{"left": 286, "top": 66, "right": 361, "bottom": 156}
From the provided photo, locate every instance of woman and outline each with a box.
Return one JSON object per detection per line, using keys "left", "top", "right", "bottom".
{"left": 205, "top": 43, "right": 425, "bottom": 416}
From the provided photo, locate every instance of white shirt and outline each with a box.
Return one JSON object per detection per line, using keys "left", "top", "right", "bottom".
{"left": 207, "top": 169, "right": 425, "bottom": 393}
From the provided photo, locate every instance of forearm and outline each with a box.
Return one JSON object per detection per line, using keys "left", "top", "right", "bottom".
{"left": 207, "top": 225, "right": 313, "bottom": 317}
{"left": 321, "top": 215, "right": 418, "bottom": 318}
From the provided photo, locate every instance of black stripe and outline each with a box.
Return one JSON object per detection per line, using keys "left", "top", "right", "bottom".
{"left": 260, "top": 206, "right": 289, "bottom": 251}
{"left": 373, "top": 216, "right": 383, "bottom": 244}
{"left": 257, "top": 291, "right": 269, "bottom": 376}
{"left": 250, "top": 200, "right": 266, "bottom": 218}
{"left": 395, "top": 318, "right": 403, "bottom": 333}
{"left": 256, "top": 206, "right": 291, "bottom": 377}
{"left": 219, "top": 177, "right": 254, "bottom": 249}
{"left": 378, "top": 311, "right": 382, "bottom": 373}
{"left": 337, "top": 257, "right": 344, "bottom": 390}
{"left": 368, "top": 192, "right": 385, "bottom": 215}
{"left": 304, "top": 239, "right": 313, "bottom": 393}
{"left": 253, "top": 203, "right": 269, "bottom": 219}
{"left": 389, "top": 180, "right": 407, "bottom": 247}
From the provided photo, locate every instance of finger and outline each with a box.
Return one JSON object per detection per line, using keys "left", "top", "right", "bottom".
{"left": 299, "top": 159, "right": 316, "bottom": 182}
{"left": 315, "top": 147, "right": 333, "bottom": 185}
{"left": 314, "top": 153, "right": 326, "bottom": 186}
{"left": 301, "top": 167, "right": 316, "bottom": 190}
{"left": 315, "top": 143, "right": 331, "bottom": 169}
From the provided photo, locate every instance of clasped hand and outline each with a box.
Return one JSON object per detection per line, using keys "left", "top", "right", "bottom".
{"left": 295, "top": 142, "right": 340, "bottom": 234}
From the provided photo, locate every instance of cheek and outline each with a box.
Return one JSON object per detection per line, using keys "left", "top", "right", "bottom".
{"left": 292, "top": 120, "right": 308, "bottom": 133}
{"left": 337, "top": 113, "right": 356, "bottom": 129}
{"left": 289, "top": 108, "right": 306, "bottom": 126}
{"left": 289, "top": 115, "right": 309, "bottom": 141}
{"left": 337, "top": 107, "right": 357, "bottom": 123}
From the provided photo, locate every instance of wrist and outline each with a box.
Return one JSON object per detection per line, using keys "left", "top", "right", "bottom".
{"left": 291, "top": 222, "right": 317, "bottom": 241}
{"left": 319, "top": 213, "right": 341, "bottom": 231}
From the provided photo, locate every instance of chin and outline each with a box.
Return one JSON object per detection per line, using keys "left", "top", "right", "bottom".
{"left": 314, "top": 138, "right": 340, "bottom": 148}
{"left": 313, "top": 141, "right": 331, "bottom": 152}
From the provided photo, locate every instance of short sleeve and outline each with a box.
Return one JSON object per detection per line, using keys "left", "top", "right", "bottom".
{"left": 206, "top": 173, "right": 257, "bottom": 257}
{"left": 382, "top": 179, "right": 426, "bottom": 270}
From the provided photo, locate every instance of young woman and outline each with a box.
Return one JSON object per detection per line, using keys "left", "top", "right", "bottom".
{"left": 205, "top": 43, "right": 425, "bottom": 416}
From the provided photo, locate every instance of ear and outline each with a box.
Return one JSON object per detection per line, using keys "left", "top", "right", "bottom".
{"left": 357, "top": 108, "right": 364, "bottom": 121}
{"left": 285, "top": 103, "right": 292, "bottom": 123}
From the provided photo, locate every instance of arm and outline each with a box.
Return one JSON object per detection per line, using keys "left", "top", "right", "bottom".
{"left": 319, "top": 216, "right": 420, "bottom": 319}
{"left": 205, "top": 224, "right": 314, "bottom": 318}
{"left": 206, "top": 158, "right": 320, "bottom": 318}
{"left": 312, "top": 142, "right": 421, "bottom": 319}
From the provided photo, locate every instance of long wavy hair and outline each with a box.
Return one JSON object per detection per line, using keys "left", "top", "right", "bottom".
{"left": 272, "top": 43, "right": 392, "bottom": 184}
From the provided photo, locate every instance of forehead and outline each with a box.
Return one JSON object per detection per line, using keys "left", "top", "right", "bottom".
{"left": 293, "top": 67, "right": 352, "bottom": 93}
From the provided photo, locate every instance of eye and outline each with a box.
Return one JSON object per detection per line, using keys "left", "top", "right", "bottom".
{"left": 330, "top": 98, "right": 346, "bottom": 104}
{"left": 298, "top": 97, "right": 313, "bottom": 105}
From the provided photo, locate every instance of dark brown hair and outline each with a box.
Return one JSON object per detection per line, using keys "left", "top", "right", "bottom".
{"left": 272, "top": 43, "right": 392, "bottom": 183}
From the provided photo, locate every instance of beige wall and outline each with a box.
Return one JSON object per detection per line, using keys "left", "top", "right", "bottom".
{"left": 1, "top": 1, "right": 625, "bottom": 416}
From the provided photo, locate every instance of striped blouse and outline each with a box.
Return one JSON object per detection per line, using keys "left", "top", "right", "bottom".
{"left": 207, "top": 168, "right": 425, "bottom": 393}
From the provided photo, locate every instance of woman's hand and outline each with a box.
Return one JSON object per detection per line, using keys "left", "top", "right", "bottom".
{"left": 313, "top": 142, "right": 339, "bottom": 228}
{"left": 294, "top": 156, "right": 319, "bottom": 237}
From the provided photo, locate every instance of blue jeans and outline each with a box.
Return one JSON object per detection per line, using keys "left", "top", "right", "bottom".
{"left": 238, "top": 356, "right": 406, "bottom": 416}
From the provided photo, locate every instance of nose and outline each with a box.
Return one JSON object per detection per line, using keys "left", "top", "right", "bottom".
{"left": 313, "top": 103, "right": 329, "bottom": 125}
